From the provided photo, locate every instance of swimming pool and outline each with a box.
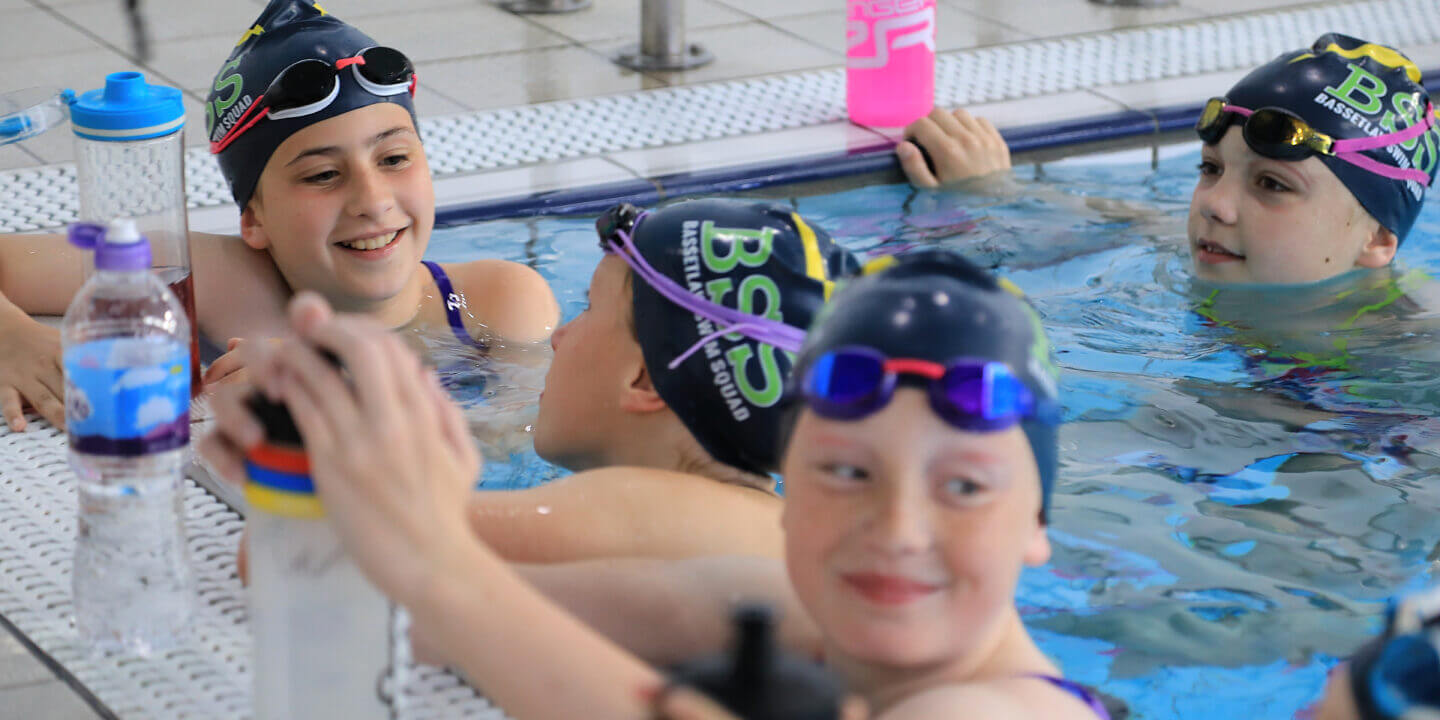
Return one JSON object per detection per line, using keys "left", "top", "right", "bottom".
{"left": 425, "top": 142, "right": 1440, "bottom": 720}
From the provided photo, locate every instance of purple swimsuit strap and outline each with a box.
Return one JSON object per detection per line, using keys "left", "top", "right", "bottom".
{"left": 422, "top": 261, "right": 485, "bottom": 350}
{"left": 1021, "top": 674, "right": 1111, "bottom": 719}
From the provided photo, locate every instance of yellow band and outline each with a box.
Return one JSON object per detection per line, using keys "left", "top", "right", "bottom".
{"left": 244, "top": 483, "right": 326, "bottom": 519}
{"left": 792, "top": 213, "right": 836, "bottom": 301}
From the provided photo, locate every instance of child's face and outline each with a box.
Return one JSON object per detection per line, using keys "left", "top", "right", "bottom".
{"left": 780, "top": 389, "right": 1050, "bottom": 668}
{"left": 533, "top": 256, "right": 644, "bottom": 470}
{"left": 241, "top": 103, "right": 434, "bottom": 310}
{"left": 1187, "top": 127, "right": 1397, "bottom": 285}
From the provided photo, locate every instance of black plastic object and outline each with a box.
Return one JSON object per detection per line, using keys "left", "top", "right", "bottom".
{"left": 242, "top": 349, "right": 342, "bottom": 447}
{"left": 669, "top": 605, "right": 844, "bottom": 720}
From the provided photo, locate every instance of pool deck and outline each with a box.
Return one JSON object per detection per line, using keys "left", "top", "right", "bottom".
{"left": 1, "top": 0, "right": 1438, "bottom": 717}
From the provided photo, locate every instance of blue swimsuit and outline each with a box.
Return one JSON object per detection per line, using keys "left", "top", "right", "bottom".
{"left": 422, "top": 261, "right": 485, "bottom": 349}
{"left": 1028, "top": 675, "right": 1111, "bottom": 719}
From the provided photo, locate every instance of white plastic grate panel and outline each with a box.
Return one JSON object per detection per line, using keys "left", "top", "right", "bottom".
{"left": 0, "top": 0, "right": 1438, "bottom": 233}
{"left": 0, "top": 421, "right": 511, "bottom": 720}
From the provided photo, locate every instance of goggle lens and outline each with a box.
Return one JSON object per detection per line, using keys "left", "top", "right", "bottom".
{"left": 1244, "top": 108, "right": 1317, "bottom": 160}
{"left": 269, "top": 59, "right": 336, "bottom": 113}
{"left": 809, "top": 351, "right": 885, "bottom": 405}
{"left": 803, "top": 349, "right": 1039, "bottom": 430}
{"left": 357, "top": 46, "right": 413, "bottom": 86}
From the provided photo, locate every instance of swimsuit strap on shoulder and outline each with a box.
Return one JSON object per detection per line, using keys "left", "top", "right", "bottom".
{"left": 1019, "top": 674, "right": 1111, "bottom": 720}
{"left": 422, "top": 260, "right": 486, "bottom": 350}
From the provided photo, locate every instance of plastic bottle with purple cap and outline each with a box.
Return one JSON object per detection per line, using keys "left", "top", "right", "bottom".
{"left": 63, "top": 218, "right": 194, "bottom": 656}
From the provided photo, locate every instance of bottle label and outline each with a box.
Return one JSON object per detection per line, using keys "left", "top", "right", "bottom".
{"left": 64, "top": 338, "right": 190, "bottom": 456}
{"left": 846, "top": 0, "right": 936, "bottom": 70}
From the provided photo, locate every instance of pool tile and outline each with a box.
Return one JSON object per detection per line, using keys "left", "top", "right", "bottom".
{"left": 0, "top": 9, "right": 105, "bottom": 63}
{"left": 55, "top": 0, "right": 265, "bottom": 47}
{"left": 768, "top": 8, "right": 1032, "bottom": 58}
{"left": 0, "top": 627, "right": 52, "bottom": 689}
{"left": 144, "top": 34, "right": 239, "bottom": 95}
{"left": 0, "top": 680, "right": 103, "bottom": 720}
{"left": 0, "top": 46, "right": 139, "bottom": 98}
{"left": 607, "top": 122, "right": 891, "bottom": 179}
{"left": 940, "top": 0, "right": 1206, "bottom": 38}
{"left": 1180, "top": 0, "right": 1331, "bottom": 17}
{"left": 311, "top": 0, "right": 478, "bottom": 17}
{"left": 1088, "top": 69, "right": 1250, "bottom": 112}
{"left": 431, "top": 156, "right": 641, "bottom": 210}
{"left": 413, "top": 86, "right": 478, "bottom": 118}
{"left": 591, "top": 22, "right": 838, "bottom": 85}
{"left": 519, "top": 0, "right": 750, "bottom": 44}
{"left": 711, "top": 0, "right": 835, "bottom": 20}
{"left": 361, "top": 5, "right": 572, "bottom": 63}
{"left": 416, "top": 47, "right": 666, "bottom": 110}
{"left": 0, "top": 146, "right": 40, "bottom": 171}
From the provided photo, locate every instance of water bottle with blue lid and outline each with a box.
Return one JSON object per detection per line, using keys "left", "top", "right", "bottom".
{"left": 0, "top": 73, "right": 200, "bottom": 397}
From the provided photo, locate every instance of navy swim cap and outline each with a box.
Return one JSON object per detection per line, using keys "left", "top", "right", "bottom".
{"left": 790, "top": 250, "right": 1062, "bottom": 519}
{"left": 206, "top": 0, "right": 418, "bottom": 210}
{"left": 627, "top": 199, "right": 860, "bottom": 476}
{"left": 1223, "top": 33, "right": 1438, "bottom": 242}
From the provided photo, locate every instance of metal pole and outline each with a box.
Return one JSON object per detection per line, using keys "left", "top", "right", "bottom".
{"left": 614, "top": 0, "right": 713, "bottom": 71}
{"left": 498, "top": 0, "right": 592, "bottom": 15}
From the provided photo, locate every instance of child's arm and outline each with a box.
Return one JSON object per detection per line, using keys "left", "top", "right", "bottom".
{"left": 189, "top": 232, "right": 292, "bottom": 343}
{"left": 204, "top": 294, "right": 663, "bottom": 720}
{"left": 513, "top": 555, "right": 818, "bottom": 667}
{"left": 467, "top": 468, "right": 785, "bottom": 563}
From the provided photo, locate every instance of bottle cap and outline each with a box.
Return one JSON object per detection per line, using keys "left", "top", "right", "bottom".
{"left": 70, "top": 72, "right": 183, "bottom": 142}
{"left": 68, "top": 219, "right": 152, "bottom": 271}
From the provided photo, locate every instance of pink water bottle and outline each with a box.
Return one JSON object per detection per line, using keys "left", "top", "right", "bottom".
{"left": 846, "top": 0, "right": 936, "bottom": 127}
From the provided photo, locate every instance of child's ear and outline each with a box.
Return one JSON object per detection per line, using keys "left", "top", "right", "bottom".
{"left": 1356, "top": 225, "right": 1398, "bottom": 269}
{"left": 618, "top": 359, "right": 668, "bottom": 415}
{"left": 1022, "top": 515, "right": 1052, "bottom": 567}
{"left": 239, "top": 203, "right": 270, "bottom": 251}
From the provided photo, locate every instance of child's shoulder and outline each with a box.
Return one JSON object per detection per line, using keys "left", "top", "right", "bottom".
{"left": 882, "top": 675, "right": 1101, "bottom": 720}
{"left": 434, "top": 259, "right": 559, "bottom": 345}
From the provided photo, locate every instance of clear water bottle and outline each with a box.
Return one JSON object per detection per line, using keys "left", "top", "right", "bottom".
{"left": 62, "top": 219, "right": 194, "bottom": 656}
{"left": 244, "top": 392, "right": 394, "bottom": 720}
{"left": 71, "top": 72, "right": 200, "bottom": 397}
{"left": 846, "top": 0, "right": 937, "bottom": 127}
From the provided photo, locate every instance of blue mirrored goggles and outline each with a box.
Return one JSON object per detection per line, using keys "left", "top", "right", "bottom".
{"left": 798, "top": 347, "right": 1050, "bottom": 431}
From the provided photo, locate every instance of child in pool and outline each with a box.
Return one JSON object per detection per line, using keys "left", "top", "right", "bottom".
{"left": 462, "top": 198, "right": 859, "bottom": 563}
{"left": 224, "top": 198, "right": 858, "bottom": 578}
{"left": 0, "top": 0, "right": 558, "bottom": 431}
{"left": 201, "top": 249, "right": 1108, "bottom": 719}
{"left": 903, "top": 33, "right": 1438, "bottom": 287}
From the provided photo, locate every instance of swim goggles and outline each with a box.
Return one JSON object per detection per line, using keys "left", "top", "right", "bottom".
{"left": 1195, "top": 97, "right": 1436, "bottom": 186}
{"left": 595, "top": 203, "right": 806, "bottom": 369}
{"left": 209, "top": 46, "right": 416, "bottom": 154}
{"left": 796, "top": 346, "right": 1051, "bottom": 431}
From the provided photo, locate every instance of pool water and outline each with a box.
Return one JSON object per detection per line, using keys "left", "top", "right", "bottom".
{"left": 426, "top": 143, "right": 1440, "bottom": 720}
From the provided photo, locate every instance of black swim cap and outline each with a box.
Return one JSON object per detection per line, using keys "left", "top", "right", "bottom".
{"left": 626, "top": 199, "right": 860, "bottom": 476}
{"left": 1223, "top": 33, "right": 1438, "bottom": 242}
{"left": 790, "top": 250, "right": 1062, "bottom": 519}
{"left": 206, "top": 0, "right": 418, "bottom": 209}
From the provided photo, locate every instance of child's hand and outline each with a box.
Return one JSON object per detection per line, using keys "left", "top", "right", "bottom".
{"left": 898, "top": 107, "right": 1011, "bottom": 188}
{"left": 252, "top": 292, "right": 482, "bottom": 608}
{"left": 0, "top": 310, "right": 64, "bottom": 431}
{"left": 201, "top": 338, "right": 250, "bottom": 393}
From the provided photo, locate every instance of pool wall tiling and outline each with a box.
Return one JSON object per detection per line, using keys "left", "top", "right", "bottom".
{"left": 1, "top": 0, "right": 1439, "bottom": 234}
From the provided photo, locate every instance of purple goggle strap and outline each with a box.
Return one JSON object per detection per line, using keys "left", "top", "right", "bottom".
{"left": 1223, "top": 102, "right": 1437, "bottom": 186}
{"left": 604, "top": 212, "right": 809, "bottom": 370}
